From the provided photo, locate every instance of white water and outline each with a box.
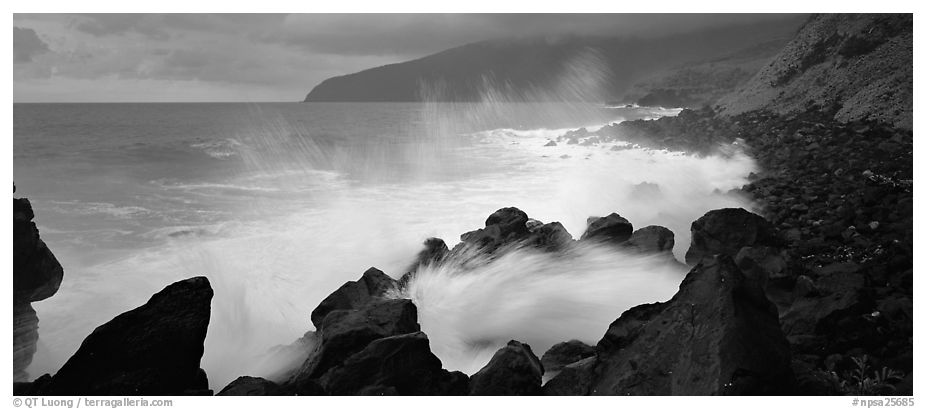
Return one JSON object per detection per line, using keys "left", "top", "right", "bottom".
{"left": 36, "top": 123, "right": 755, "bottom": 389}
{"left": 398, "top": 243, "right": 686, "bottom": 375}
{"left": 25, "top": 56, "right": 758, "bottom": 388}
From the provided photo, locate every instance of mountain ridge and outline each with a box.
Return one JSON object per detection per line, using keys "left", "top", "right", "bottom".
{"left": 303, "top": 17, "right": 807, "bottom": 103}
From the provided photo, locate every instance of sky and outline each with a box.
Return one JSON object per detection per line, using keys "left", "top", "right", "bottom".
{"left": 13, "top": 14, "right": 801, "bottom": 102}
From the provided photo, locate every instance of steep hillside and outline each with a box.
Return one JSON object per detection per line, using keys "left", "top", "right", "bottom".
{"left": 715, "top": 14, "right": 912, "bottom": 130}
{"left": 623, "top": 38, "right": 791, "bottom": 108}
{"left": 304, "top": 17, "right": 806, "bottom": 102}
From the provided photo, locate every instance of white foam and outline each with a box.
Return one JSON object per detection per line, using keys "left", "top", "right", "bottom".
{"left": 396, "top": 243, "right": 686, "bottom": 374}
{"left": 29, "top": 106, "right": 757, "bottom": 389}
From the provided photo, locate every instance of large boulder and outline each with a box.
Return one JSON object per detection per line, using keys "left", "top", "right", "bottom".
{"left": 591, "top": 256, "right": 793, "bottom": 395}
{"left": 310, "top": 267, "right": 397, "bottom": 327}
{"left": 13, "top": 197, "right": 64, "bottom": 381}
{"left": 521, "top": 221, "right": 575, "bottom": 251}
{"left": 292, "top": 299, "right": 420, "bottom": 384}
{"left": 734, "top": 246, "right": 789, "bottom": 285}
{"left": 625, "top": 225, "right": 675, "bottom": 254}
{"left": 458, "top": 207, "right": 531, "bottom": 252}
{"left": 469, "top": 340, "right": 544, "bottom": 395}
{"left": 485, "top": 207, "right": 530, "bottom": 238}
{"left": 580, "top": 213, "right": 634, "bottom": 244}
{"left": 684, "top": 208, "right": 779, "bottom": 265}
{"left": 14, "top": 198, "right": 64, "bottom": 303}
{"left": 42, "top": 277, "right": 214, "bottom": 395}
{"left": 217, "top": 376, "right": 287, "bottom": 396}
{"left": 319, "top": 332, "right": 468, "bottom": 395}
{"left": 542, "top": 357, "right": 597, "bottom": 396}
{"left": 452, "top": 208, "right": 579, "bottom": 257}
{"left": 540, "top": 340, "right": 596, "bottom": 373}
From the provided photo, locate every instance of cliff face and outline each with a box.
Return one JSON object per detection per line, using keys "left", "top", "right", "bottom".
{"left": 715, "top": 14, "right": 912, "bottom": 130}
{"left": 304, "top": 18, "right": 806, "bottom": 102}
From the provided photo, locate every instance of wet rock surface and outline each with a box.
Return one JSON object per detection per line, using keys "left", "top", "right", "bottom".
{"left": 685, "top": 208, "right": 780, "bottom": 265}
{"left": 579, "top": 213, "right": 634, "bottom": 244}
{"left": 31, "top": 277, "right": 214, "bottom": 395}
{"left": 588, "top": 256, "right": 793, "bottom": 395}
{"left": 542, "top": 357, "right": 597, "bottom": 396}
{"left": 319, "top": 332, "right": 468, "bottom": 395}
{"left": 625, "top": 225, "right": 675, "bottom": 254}
{"left": 585, "top": 104, "right": 912, "bottom": 395}
{"left": 11, "top": 15, "right": 912, "bottom": 394}
{"left": 292, "top": 298, "right": 420, "bottom": 383}
{"left": 13, "top": 197, "right": 64, "bottom": 382}
{"left": 540, "top": 340, "right": 596, "bottom": 373}
{"left": 448, "top": 207, "right": 579, "bottom": 262}
{"left": 284, "top": 269, "right": 468, "bottom": 396}
{"left": 310, "top": 267, "right": 398, "bottom": 327}
{"left": 14, "top": 198, "right": 64, "bottom": 303}
{"left": 469, "top": 340, "right": 544, "bottom": 395}
{"left": 217, "top": 376, "right": 286, "bottom": 396}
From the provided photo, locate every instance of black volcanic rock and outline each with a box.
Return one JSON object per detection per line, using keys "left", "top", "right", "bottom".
{"left": 593, "top": 104, "right": 912, "bottom": 393}
{"left": 293, "top": 299, "right": 420, "bottom": 383}
{"left": 625, "top": 225, "right": 675, "bottom": 254}
{"left": 521, "top": 221, "right": 575, "bottom": 251}
{"left": 310, "top": 267, "right": 397, "bottom": 327}
{"left": 590, "top": 256, "right": 793, "bottom": 395}
{"left": 319, "top": 332, "right": 468, "bottom": 395}
{"left": 469, "top": 340, "right": 544, "bottom": 395}
{"left": 452, "top": 209, "right": 583, "bottom": 261}
{"left": 287, "top": 268, "right": 476, "bottom": 396}
{"left": 457, "top": 207, "right": 533, "bottom": 254}
{"left": 580, "top": 213, "right": 633, "bottom": 244}
{"left": 217, "top": 376, "right": 287, "bottom": 396}
{"left": 415, "top": 237, "right": 449, "bottom": 267}
{"left": 684, "top": 208, "right": 779, "bottom": 265}
{"left": 485, "top": 207, "right": 530, "bottom": 237}
{"left": 399, "top": 238, "right": 450, "bottom": 287}
{"left": 734, "top": 246, "right": 789, "bottom": 285}
{"left": 13, "top": 197, "right": 64, "bottom": 381}
{"left": 542, "top": 357, "right": 596, "bottom": 396}
{"left": 14, "top": 198, "right": 63, "bottom": 303}
{"left": 540, "top": 340, "right": 596, "bottom": 373}
{"left": 42, "top": 277, "right": 213, "bottom": 395}
{"left": 14, "top": 374, "right": 52, "bottom": 396}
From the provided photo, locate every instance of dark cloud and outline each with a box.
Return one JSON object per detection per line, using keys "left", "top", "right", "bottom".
{"left": 13, "top": 27, "right": 50, "bottom": 63}
{"left": 13, "top": 13, "right": 807, "bottom": 102}
{"left": 271, "top": 13, "right": 804, "bottom": 57}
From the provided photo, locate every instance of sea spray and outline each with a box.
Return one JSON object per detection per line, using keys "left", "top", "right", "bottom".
{"left": 24, "top": 101, "right": 758, "bottom": 390}
{"left": 394, "top": 242, "right": 687, "bottom": 375}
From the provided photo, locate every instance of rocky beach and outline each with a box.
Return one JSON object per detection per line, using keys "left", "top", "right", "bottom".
{"left": 12, "top": 13, "right": 912, "bottom": 396}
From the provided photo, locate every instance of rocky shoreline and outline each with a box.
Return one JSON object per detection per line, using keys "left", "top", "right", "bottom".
{"left": 554, "top": 106, "right": 913, "bottom": 395}
{"left": 12, "top": 13, "right": 913, "bottom": 397}
{"left": 14, "top": 156, "right": 912, "bottom": 395}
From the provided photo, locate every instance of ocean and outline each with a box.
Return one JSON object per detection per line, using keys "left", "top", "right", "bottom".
{"left": 14, "top": 101, "right": 758, "bottom": 388}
